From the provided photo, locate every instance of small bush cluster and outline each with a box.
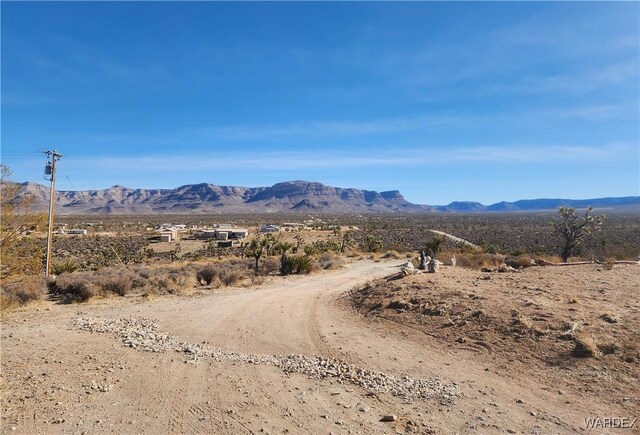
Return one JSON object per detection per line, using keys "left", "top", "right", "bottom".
{"left": 48, "top": 269, "right": 134, "bottom": 303}
{"left": 450, "top": 252, "right": 504, "bottom": 270}
{"left": 317, "top": 252, "right": 345, "bottom": 270}
{"left": 196, "top": 264, "right": 245, "bottom": 287}
{"left": 504, "top": 254, "right": 536, "bottom": 269}
{"left": 281, "top": 255, "right": 315, "bottom": 275}
{"left": 196, "top": 265, "right": 217, "bottom": 285}
{"left": 48, "top": 274, "right": 97, "bottom": 303}
{"left": 0, "top": 277, "right": 47, "bottom": 310}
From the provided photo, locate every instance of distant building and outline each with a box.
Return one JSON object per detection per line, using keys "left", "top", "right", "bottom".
{"left": 61, "top": 228, "right": 88, "bottom": 235}
{"left": 194, "top": 228, "right": 248, "bottom": 240}
{"left": 194, "top": 230, "right": 217, "bottom": 240}
{"left": 226, "top": 229, "right": 248, "bottom": 240}
{"left": 259, "top": 225, "right": 280, "bottom": 233}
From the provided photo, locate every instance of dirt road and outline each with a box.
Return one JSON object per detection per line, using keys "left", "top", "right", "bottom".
{"left": 1, "top": 261, "right": 633, "bottom": 434}
{"left": 428, "top": 230, "right": 479, "bottom": 249}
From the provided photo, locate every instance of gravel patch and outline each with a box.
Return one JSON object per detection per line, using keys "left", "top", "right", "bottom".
{"left": 72, "top": 317, "right": 459, "bottom": 402}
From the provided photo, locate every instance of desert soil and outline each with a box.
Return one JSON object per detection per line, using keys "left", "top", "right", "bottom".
{"left": 1, "top": 260, "right": 638, "bottom": 434}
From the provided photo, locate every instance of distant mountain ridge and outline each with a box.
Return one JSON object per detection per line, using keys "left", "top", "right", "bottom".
{"left": 434, "top": 197, "right": 640, "bottom": 213}
{"left": 12, "top": 180, "right": 640, "bottom": 214}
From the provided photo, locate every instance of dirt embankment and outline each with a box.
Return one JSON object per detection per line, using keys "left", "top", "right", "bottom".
{"left": 348, "top": 263, "right": 640, "bottom": 424}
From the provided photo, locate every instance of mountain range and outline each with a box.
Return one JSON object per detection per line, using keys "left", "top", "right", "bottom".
{"left": 12, "top": 180, "right": 640, "bottom": 214}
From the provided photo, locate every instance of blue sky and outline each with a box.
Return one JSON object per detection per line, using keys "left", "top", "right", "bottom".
{"left": 2, "top": 2, "right": 638, "bottom": 205}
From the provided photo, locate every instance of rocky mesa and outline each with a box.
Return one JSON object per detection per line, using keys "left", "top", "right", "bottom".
{"left": 12, "top": 180, "right": 639, "bottom": 214}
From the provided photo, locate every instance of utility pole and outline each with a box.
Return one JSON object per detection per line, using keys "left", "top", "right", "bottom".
{"left": 44, "top": 150, "right": 62, "bottom": 277}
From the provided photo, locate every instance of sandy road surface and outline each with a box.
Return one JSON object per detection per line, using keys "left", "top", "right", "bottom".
{"left": 1, "top": 260, "right": 632, "bottom": 434}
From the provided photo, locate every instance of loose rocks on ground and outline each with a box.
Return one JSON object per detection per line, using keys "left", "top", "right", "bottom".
{"left": 72, "top": 317, "right": 459, "bottom": 402}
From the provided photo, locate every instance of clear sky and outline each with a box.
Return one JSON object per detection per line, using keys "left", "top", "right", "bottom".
{"left": 2, "top": 2, "right": 639, "bottom": 205}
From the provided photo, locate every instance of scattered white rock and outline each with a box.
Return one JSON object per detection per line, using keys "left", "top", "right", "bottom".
{"left": 72, "top": 317, "right": 460, "bottom": 402}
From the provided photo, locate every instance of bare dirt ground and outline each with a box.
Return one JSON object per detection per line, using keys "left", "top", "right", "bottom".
{"left": 1, "top": 261, "right": 638, "bottom": 434}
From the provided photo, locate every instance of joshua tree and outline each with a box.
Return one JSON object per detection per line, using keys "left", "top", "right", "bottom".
{"left": 554, "top": 206, "right": 604, "bottom": 262}
{"left": 339, "top": 230, "right": 354, "bottom": 253}
{"left": 362, "top": 235, "right": 384, "bottom": 253}
{"left": 245, "top": 238, "right": 266, "bottom": 272}
{"left": 275, "top": 241, "right": 294, "bottom": 274}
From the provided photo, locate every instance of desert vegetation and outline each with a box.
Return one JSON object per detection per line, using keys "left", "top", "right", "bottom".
{"left": 2, "top": 204, "right": 639, "bottom": 311}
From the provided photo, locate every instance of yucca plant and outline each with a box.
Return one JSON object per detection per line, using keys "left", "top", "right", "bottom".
{"left": 51, "top": 259, "right": 80, "bottom": 275}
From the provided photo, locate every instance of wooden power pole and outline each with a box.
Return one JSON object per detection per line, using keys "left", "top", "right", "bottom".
{"left": 44, "top": 150, "right": 62, "bottom": 277}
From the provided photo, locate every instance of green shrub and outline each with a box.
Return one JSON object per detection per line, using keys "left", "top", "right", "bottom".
{"left": 281, "top": 255, "right": 315, "bottom": 275}
{"left": 51, "top": 259, "right": 80, "bottom": 275}
{"left": 361, "top": 235, "right": 384, "bottom": 253}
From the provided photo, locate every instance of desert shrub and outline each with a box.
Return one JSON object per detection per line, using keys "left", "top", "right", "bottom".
{"left": 251, "top": 275, "right": 266, "bottom": 286}
{"left": 381, "top": 250, "right": 403, "bottom": 259}
{"left": 98, "top": 275, "right": 132, "bottom": 296}
{"left": 281, "top": 255, "right": 315, "bottom": 275}
{"left": 150, "top": 276, "right": 170, "bottom": 292}
{"left": 168, "top": 271, "right": 193, "bottom": 287}
{"left": 196, "top": 265, "right": 217, "bottom": 286}
{"left": 317, "top": 252, "right": 345, "bottom": 270}
{"left": 49, "top": 274, "right": 97, "bottom": 303}
{"left": 455, "top": 252, "right": 505, "bottom": 270}
{"left": 424, "top": 235, "right": 447, "bottom": 257}
{"left": 131, "top": 273, "right": 149, "bottom": 289}
{"left": 280, "top": 256, "right": 296, "bottom": 275}
{"left": 196, "top": 264, "right": 246, "bottom": 287}
{"left": 219, "top": 270, "right": 243, "bottom": 286}
{"left": 51, "top": 259, "right": 80, "bottom": 275}
{"left": 0, "top": 276, "right": 47, "bottom": 310}
{"left": 361, "top": 235, "right": 384, "bottom": 253}
{"left": 262, "top": 258, "right": 280, "bottom": 275}
{"left": 480, "top": 243, "right": 503, "bottom": 255}
{"left": 504, "top": 254, "right": 535, "bottom": 269}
